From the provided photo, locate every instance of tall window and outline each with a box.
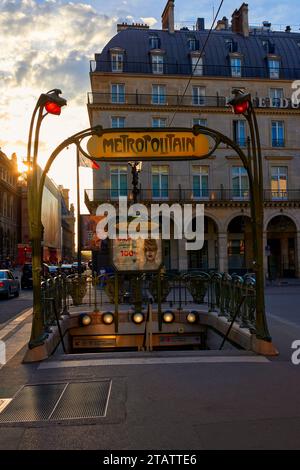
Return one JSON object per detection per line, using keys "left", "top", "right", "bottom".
{"left": 152, "top": 85, "right": 166, "bottom": 104}
{"left": 3, "top": 192, "right": 7, "bottom": 217}
{"left": 191, "top": 56, "right": 203, "bottom": 76}
{"left": 269, "top": 88, "right": 283, "bottom": 107}
{"left": 232, "top": 166, "right": 249, "bottom": 199}
{"left": 231, "top": 57, "right": 242, "bottom": 77}
{"left": 193, "top": 118, "right": 207, "bottom": 127}
{"left": 233, "top": 120, "right": 246, "bottom": 147}
{"left": 192, "top": 86, "right": 205, "bottom": 106}
{"left": 193, "top": 166, "right": 209, "bottom": 198}
{"left": 152, "top": 117, "right": 167, "bottom": 128}
{"left": 271, "top": 166, "right": 288, "bottom": 199}
{"left": 152, "top": 165, "right": 169, "bottom": 198}
{"left": 111, "top": 116, "right": 125, "bottom": 128}
{"left": 111, "top": 84, "right": 125, "bottom": 103}
{"left": 110, "top": 166, "right": 128, "bottom": 198}
{"left": 111, "top": 52, "right": 123, "bottom": 72}
{"left": 152, "top": 54, "right": 164, "bottom": 74}
{"left": 272, "top": 121, "right": 285, "bottom": 147}
{"left": 268, "top": 59, "right": 280, "bottom": 79}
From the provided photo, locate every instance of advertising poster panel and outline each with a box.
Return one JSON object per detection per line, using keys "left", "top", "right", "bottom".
{"left": 112, "top": 238, "right": 162, "bottom": 271}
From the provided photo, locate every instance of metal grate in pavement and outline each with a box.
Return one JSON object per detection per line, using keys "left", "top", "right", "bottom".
{"left": 0, "top": 384, "right": 65, "bottom": 423}
{"left": 50, "top": 381, "right": 111, "bottom": 420}
{"left": 0, "top": 381, "right": 111, "bottom": 423}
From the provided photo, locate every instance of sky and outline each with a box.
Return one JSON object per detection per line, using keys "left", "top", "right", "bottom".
{"left": 1, "top": 0, "right": 300, "bottom": 213}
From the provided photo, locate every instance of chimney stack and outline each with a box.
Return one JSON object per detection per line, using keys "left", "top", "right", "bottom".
{"left": 162, "top": 0, "right": 175, "bottom": 33}
{"left": 215, "top": 16, "right": 229, "bottom": 30}
{"left": 231, "top": 3, "right": 249, "bottom": 37}
{"left": 196, "top": 18, "right": 205, "bottom": 31}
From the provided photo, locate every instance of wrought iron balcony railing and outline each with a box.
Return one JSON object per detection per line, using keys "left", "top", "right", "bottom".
{"left": 90, "top": 60, "right": 300, "bottom": 80}
{"left": 87, "top": 92, "right": 227, "bottom": 107}
{"left": 85, "top": 188, "right": 300, "bottom": 206}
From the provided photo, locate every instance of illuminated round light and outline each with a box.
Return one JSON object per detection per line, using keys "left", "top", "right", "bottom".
{"left": 45, "top": 101, "right": 62, "bottom": 115}
{"left": 80, "top": 314, "right": 91, "bottom": 326}
{"left": 233, "top": 100, "right": 249, "bottom": 115}
{"left": 132, "top": 313, "right": 145, "bottom": 324}
{"left": 163, "top": 311, "right": 175, "bottom": 324}
{"left": 102, "top": 312, "right": 114, "bottom": 325}
{"left": 186, "top": 312, "right": 199, "bottom": 324}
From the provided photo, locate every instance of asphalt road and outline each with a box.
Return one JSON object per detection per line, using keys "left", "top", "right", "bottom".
{"left": 0, "top": 289, "right": 33, "bottom": 325}
{"left": 265, "top": 285, "right": 300, "bottom": 361}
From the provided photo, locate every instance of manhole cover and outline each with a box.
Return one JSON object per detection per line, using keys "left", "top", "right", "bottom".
{"left": 0, "top": 381, "right": 111, "bottom": 423}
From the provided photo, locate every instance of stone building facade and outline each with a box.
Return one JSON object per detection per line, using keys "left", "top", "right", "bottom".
{"left": 0, "top": 151, "right": 19, "bottom": 265}
{"left": 86, "top": 1, "right": 300, "bottom": 278}
{"left": 59, "top": 186, "right": 75, "bottom": 262}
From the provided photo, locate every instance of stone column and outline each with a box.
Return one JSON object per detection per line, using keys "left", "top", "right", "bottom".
{"left": 296, "top": 232, "right": 300, "bottom": 278}
{"left": 218, "top": 232, "right": 228, "bottom": 273}
{"left": 263, "top": 232, "right": 268, "bottom": 278}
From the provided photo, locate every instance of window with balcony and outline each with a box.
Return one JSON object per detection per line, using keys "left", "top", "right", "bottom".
{"left": 111, "top": 52, "right": 123, "bottom": 72}
{"left": 268, "top": 59, "right": 280, "bottom": 79}
{"left": 272, "top": 121, "right": 285, "bottom": 147}
{"left": 152, "top": 54, "right": 164, "bottom": 74}
{"left": 269, "top": 88, "right": 283, "bottom": 107}
{"left": 149, "top": 35, "right": 160, "bottom": 49}
{"left": 192, "top": 166, "right": 209, "bottom": 198}
{"left": 231, "top": 57, "right": 242, "bottom": 77}
{"left": 152, "top": 165, "right": 169, "bottom": 198}
{"left": 192, "top": 86, "right": 205, "bottom": 106}
{"left": 193, "top": 118, "right": 207, "bottom": 127}
{"left": 271, "top": 166, "right": 288, "bottom": 199}
{"left": 111, "top": 84, "right": 125, "bottom": 103}
{"left": 152, "top": 85, "right": 166, "bottom": 104}
{"left": 191, "top": 56, "right": 203, "bottom": 76}
{"left": 152, "top": 117, "right": 167, "bottom": 128}
{"left": 110, "top": 165, "right": 128, "bottom": 198}
{"left": 233, "top": 120, "right": 246, "bottom": 147}
{"left": 232, "top": 166, "right": 249, "bottom": 199}
{"left": 111, "top": 116, "right": 125, "bottom": 128}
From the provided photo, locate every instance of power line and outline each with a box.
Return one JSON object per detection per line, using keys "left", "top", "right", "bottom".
{"left": 169, "top": 0, "right": 225, "bottom": 127}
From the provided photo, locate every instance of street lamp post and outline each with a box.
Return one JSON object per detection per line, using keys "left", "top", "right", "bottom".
{"left": 128, "top": 161, "right": 142, "bottom": 203}
{"left": 228, "top": 89, "right": 271, "bottom": 341}
{"left": 27, "top": 90, "right": 67, "bottom": 348}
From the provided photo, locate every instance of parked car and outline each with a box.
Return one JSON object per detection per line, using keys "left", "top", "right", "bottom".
{"left": 21, "top": 263, "right": 33, "bottom": 289}
{"left": 0, "top": 270, "right": 20, "bottom": 298}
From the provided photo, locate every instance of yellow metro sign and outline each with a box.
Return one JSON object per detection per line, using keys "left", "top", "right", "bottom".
{"left": 86, "top": 129, "right": 209, "bottom": 161}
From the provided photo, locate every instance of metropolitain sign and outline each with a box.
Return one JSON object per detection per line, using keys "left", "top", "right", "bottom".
{"left": 86, "top": 128, "right": 210, "bottom": 161}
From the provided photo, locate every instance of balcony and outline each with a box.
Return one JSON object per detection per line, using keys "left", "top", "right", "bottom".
{"left": 90, "top": 60, "right": 300, "bottom": 80}
{"left": 85, "top": 188, "right": 300, "bottom": 211}
{"left": 87, "top": 93, "right": 226, "bottom": 108}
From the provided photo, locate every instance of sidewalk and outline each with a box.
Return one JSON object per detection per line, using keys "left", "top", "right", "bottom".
{"left": 0, "top": 301, "right": 300, "bottom": 450}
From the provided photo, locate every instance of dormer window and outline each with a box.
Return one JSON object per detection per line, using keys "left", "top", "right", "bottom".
{"left": 149, "top": 35, "right": 160, "bottom": 49}
{"left": 151, "top": 54, "right": 164, "bottom": 74}
{"left": 110, "top": 48, "right": 124, "bottom": 72}
{"left": 187, "top": 37, "right": 197, "bottom": 51}
{"left": 231, "top": 57, "right": 242, "bottom": 77}
{"left": 268, "top": 58, "right": 280, "bottom": 79}
{"left": 191, "top": 55, "right": 203, "bottom": 76}
{"left": 263, "top": 40, "right": 275, "bottom": 54}
{"left": 226, "top": 39, "right": 238, "bottom": 53}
